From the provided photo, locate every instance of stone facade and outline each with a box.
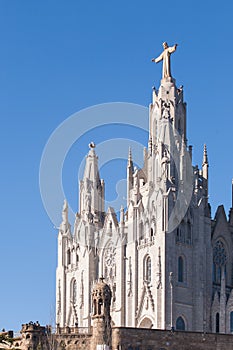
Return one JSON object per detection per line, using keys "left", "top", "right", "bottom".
{"left": 55, "top": 63, "right": 233, "bottom": 336}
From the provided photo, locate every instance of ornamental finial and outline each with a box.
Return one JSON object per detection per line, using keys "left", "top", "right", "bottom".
{"left": 89, "top": 141, "right": 96, "bottom": 149}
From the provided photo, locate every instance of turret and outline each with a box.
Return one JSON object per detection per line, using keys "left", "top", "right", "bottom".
{"left": 202, "top": 144, "right": 209, "bottom": 179}
{"left": 56, "top": 200, "right": 72, "bottom": 327}
{"left": 91, "top": 278, "right": 112, "bottom": 350}
{"left": 57, "top": 199, "right": 72, "bottom": 268}
{"left": 202, "top": 144, "right": 209, "bottom": 200}
{"left": 20, "top": 323, "right": 48, "bottom": 350}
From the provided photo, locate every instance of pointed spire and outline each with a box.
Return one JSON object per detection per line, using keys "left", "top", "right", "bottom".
{"left": 79, "top": 142, "right": 105, "bottom": 225}
{"left": 202, "top": 144, "right": 208, "bottom": 166}
{"left": 128, "top": 147, "right": 133, "bottom": 167}
{"left": 202, "top": 144, "right": 209, "bottom": 185}
{"left": 83, "top": 141, "right": 99, "bottom": 181}
{"left": 127, "top": 147, "right": 134, "bottom": 206}
{"left": 62, "top": 199, "right": 68, "bottom": 223}
{"left": 149, "top": 137, "right": 153, "bottom": 155}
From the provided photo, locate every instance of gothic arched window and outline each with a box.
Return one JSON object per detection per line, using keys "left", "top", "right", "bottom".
{"left": 154, "top": 119, "right": 158, "bottom": 141}
{"left": 93, "top": 299, "right": 97, "bottom": 316}
{"left": 178, "top": 256, "right": 184, "bottom": 283}
{"left": 67, "top": 249, "right": 71, "bottom": 265}
{"left": 230, "top": 312, "right": 233, "bottom": 333}
{"left": 150, "top": 228, "right": 153, "bottom": 237}
{"left": 139, "top": 221, "right": 143, "bottom": 240}
{"left": 104, "top": 242, "right": 116, "bottom": 282}
{"left": 176, "top": 221, "right": 185, "bottom": 244}
{"left": 176, "top": 316, "right": 185, "bottom": 331}
{"left": 144, "top": 256, "right": 151, "bottom": 283}
{"left": 187, "top": 221, "right": 192, "bottom": 244}
{"left": 73, "top": 280, "right": 77, "bottom": 304}
{"left": 216, "top": 312, "right": 220, "bottom": 333}
{"left": 98, "top": 299, "right": 103, "bottom": 315}
{"left": 213, "top": 240, "right": 227, "bottom": 284}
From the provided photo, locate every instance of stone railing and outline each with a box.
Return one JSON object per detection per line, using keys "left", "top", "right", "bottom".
{"left": 138, "top": 235, "right": 155, "bottom": 249}
{"left": 56, "top": 326, "right": 91, "bottom": 335}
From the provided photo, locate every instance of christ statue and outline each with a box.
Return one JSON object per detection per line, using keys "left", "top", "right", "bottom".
{"left": 152, "top": 42, "right": 178, "bottom": 79}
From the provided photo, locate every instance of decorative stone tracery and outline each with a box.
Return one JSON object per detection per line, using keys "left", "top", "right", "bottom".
{"left": 213, "top": 240, "right": 227, "bottom": 266}
{"left": 103, "top": 242, "right": 116, "bottom": 282}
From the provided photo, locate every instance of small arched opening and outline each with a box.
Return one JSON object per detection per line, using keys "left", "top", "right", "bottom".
{"left": 98, "top": 298, "right": 103, "bottom": 315}
{"left": 138, "top": 317, "right": 153, "bottom": 329}
{"left": 67, "top": 249, "right": 71, "bottom": 265}
{"left": 144, "top": 255, "right": 151, "bottom": 283}
{"left": 178, "top": 256, "right": 184, "bottom": 283}
{"left": 93, "top": 299, "right": 97, "bottom": 316}
{"left": 176, "top": 316, "right": 185, "bottom": 331}
{"left": 216, "top": 312, "right": 220, "bottom": 333}
{"left": 230, "top": 311, "right": 233, "bottom": 333}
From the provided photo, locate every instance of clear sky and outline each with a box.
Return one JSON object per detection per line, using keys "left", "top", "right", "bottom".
{"left": 0, "top": 0, "right": 233, "bottom": 332}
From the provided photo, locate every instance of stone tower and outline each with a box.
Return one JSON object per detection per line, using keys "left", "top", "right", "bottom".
{"left": 124, "top": 73, "right": 212, "bottom": 331}
{"left": 56, "top": 143, "right": 105, "bottom": 329}
{"left": 20, "top": 323, "right": 48, "bottom": 350}
{"left": 91, "top": 278, "right": 112, "bottom": 350}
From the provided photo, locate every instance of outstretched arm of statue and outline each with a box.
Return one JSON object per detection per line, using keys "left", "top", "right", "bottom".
{"left": 168, "top": 44, "right": 178, "bottom": 54}
{"left": 152, "top": 53, "right": 163, "bottom": 63}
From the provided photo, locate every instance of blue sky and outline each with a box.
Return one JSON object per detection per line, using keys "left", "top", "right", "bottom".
{"left": 0, "top": 0, "right": 233, "bottom": 332}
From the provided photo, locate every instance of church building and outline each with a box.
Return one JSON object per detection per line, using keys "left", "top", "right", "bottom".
{"left": 55, "top": 43, "right": 233, "bottom": 335}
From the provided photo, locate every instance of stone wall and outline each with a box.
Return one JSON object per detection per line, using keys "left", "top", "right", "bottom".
{"left": 112, "top": 327, "right": 233, "bottom": 350}
{"left": 14, "top": 324, "right": 233, "bottom": 350}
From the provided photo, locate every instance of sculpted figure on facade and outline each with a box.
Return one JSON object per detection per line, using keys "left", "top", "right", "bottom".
{"left": 62, "top": 199, "right": 68, "bottom": 223}
{"left": 161, "top": 148, "right": 169, "bottom": 178}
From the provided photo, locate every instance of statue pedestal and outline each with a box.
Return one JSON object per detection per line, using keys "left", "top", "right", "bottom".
{"left": 161, "top": 77, "right": 176, "bottom": 84}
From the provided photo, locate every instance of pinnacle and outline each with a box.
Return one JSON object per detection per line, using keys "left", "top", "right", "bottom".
{"left": 203, "top": 144, "right": 208, "bottom": 165}
{"left": 128, "top": 147, "right": 133, "bottom": 167}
